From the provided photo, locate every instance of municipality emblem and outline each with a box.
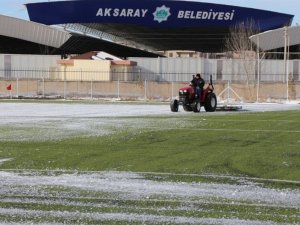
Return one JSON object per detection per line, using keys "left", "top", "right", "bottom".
{"left": 153, "top": 5, "right": 171, "bottom": 23}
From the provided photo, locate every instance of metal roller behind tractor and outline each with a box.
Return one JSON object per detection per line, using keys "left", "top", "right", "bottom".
{"left": 170, "top": 75, "right": 217, "bottom": 113}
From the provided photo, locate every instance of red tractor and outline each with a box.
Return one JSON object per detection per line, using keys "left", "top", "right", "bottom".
{"left": 170, "top": 75, "right": 217, "bottom": 113}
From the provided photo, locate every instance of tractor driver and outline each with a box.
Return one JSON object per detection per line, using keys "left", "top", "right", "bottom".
{"left": 195, "top": 74, "right": 205, "bottom": 98}
{"left": 190, "top": 75, "right": 196, "bottom": 86}
{"left": 190, "top": 74, "right": 197, "bottom": 94}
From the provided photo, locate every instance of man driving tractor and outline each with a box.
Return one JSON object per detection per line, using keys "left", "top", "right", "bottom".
{"left": 194, "top": 74, "right": 205, "bottom": 98}
{"left": 171, "top": 74, "right": 216, "bottom": 113}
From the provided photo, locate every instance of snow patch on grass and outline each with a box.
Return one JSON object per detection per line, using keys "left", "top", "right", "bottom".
{"left": 0, "top": 208, "right": 288, "bottom": 225}
{"left": 0, "top": 171, "right": 299, "bottom": 207}
{"left": 0, "top": 158, "right": 13, "bottom": 165}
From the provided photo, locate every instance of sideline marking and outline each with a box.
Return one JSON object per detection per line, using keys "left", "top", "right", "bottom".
{"left": 146, "top": 127, "right": 300, "bottom": 133}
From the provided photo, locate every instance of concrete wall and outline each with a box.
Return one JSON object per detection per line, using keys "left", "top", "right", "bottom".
{"left": 111, "top": 65, "right": 136, "bottom": 81}
{"left": 0, "top": 54, "right": 60, "bottom": 79}
{"left": 0, "top": 54, "right": 59, "bottom": 69}
{"left": 130, "top": 57, "right": 300, "bottom": 83}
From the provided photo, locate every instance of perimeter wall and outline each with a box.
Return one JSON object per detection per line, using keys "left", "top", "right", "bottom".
{"left": 0, "top": 55, "right": 299, "bottom": 102}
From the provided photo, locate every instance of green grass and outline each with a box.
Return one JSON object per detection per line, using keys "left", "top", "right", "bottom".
{"left": 0, "top": 109, "right": 299, "bottom": 224}
{"left": 1, "top": 111, "right": 299, "bottom": 181}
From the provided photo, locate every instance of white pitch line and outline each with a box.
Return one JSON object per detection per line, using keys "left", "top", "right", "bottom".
{"left": 144, "top": 126, "right": 300, "bottom": 133}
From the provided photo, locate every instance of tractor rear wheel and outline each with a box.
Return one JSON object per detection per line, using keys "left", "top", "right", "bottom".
{"left": 170, "top": 99, "right": 179, "bottom": 112}
{"left": 204, "top": 93, "right": 217, "bottom": 112}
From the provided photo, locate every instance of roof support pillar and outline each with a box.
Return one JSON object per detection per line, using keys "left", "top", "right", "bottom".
{"left": 283, "top": 26, "right": 289, "bottom": 101}
{"left": 256, "top": 36, "right": 260, "bottom": 103}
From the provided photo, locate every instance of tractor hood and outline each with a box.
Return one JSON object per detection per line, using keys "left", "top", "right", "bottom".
{"left": 179, "top": 86, "right": 193, "bottom": 91}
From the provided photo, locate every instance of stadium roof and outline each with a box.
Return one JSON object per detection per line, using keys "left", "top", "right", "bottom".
{"left": 0, "top": 0, "right": 295, "bottom": 56}
{"left": 25, "top": 0, "right": 294, "bottom": 53}
{"left": 0, "top": 14, "right": 161, "bottom": 57}
{"left": 249, "top": 26, "right": 300, "bottom": 51}
{"left": 0, "top": 14, "right": 71, "bottom": 49}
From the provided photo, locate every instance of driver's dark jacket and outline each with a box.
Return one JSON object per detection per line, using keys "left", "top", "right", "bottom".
{"left": 195, "top": 78, "right": 205, "bottom": 89}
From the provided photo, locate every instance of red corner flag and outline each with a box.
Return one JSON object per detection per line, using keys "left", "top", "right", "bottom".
{"left": 6, "top": 84, "right": 12, "bottom": 91}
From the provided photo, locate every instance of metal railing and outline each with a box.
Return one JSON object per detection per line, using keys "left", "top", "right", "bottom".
{"left": 0, "top": 70, "right": 299, "bottom": 102}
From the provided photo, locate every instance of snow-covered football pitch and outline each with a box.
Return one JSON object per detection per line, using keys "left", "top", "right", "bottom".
{"left": 0, "top": 101, "right": 299, "bottom": 225}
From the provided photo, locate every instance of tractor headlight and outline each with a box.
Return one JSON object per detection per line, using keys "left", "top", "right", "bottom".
{"left": 179, "top": 90, "right": 188, "bottom": 96}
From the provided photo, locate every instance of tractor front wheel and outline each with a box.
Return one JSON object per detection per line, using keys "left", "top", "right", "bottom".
{"left": 192, "top": 100, "right": 201, "bottom": 113}
{"left": 170, "top": 99, "right": 179, "bottom": 112}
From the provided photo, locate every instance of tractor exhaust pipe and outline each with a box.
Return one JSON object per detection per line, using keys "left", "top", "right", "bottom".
{"left": 209, "top": 74, "right": 214, "bottom": 90}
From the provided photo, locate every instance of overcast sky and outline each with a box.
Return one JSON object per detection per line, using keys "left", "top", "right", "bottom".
{"left": 0, "top": 0, "right": 299, "bottom": 24}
